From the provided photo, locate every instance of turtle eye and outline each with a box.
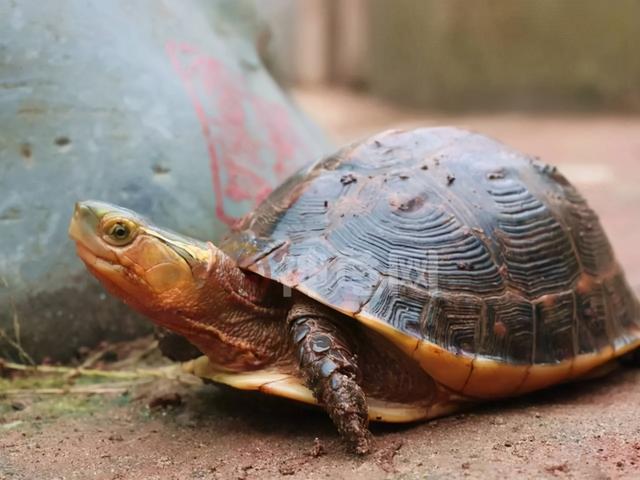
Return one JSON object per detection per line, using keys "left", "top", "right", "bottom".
{"left": 103, "top": 219, "right": 137, "bottom": 246}
{"left": 111, "top": 223, "right": 129, "bottom": 240}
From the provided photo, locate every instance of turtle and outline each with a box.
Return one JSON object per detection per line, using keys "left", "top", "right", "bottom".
{"left": 68, "top": 127, "right": 640, "bottom": 454}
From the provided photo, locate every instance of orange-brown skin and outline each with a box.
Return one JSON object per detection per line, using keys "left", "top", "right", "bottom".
{"left": 69, "top": 201, "right": 430, "bottom": 454}
{"left": 69, "top": 202, "right": 288, "bottom": 373}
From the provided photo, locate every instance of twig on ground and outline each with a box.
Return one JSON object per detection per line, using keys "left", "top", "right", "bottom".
{"left": 2, "top": 361, "right": 185, "bottom": 380}
{"left": 3, "top": 381, "right": 147, "bottom": 396}
{"left": 110, "top": 339, "right": 159, "bottom": 369}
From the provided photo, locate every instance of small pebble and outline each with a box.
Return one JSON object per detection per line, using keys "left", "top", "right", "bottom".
{"left": 492, "top": 416, "right": 506, "bottom": 425}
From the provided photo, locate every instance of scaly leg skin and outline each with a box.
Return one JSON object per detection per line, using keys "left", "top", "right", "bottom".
{"left": 288, "top": 300, "right": 372, "bottom": 454}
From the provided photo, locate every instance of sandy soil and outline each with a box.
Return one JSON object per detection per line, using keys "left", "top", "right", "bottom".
{"left": 1, "top": 368, "right": 639, "bottom": 480}
{"left": 2, "top": 89, "right": 640, "bottom": 479}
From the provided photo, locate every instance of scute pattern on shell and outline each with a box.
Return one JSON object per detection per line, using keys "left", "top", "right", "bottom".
{"left": 221, "top": 127, "right": 640, "bottom": 365}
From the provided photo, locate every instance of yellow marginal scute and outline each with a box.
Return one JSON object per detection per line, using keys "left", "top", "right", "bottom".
{"left": 413, "top": 341, "right": 473, "bottom": 392}
{"left": 350, "top": 307, "right": 640, "bottom": 399}
{"left": 354, "top": 308, "right": 640, "bottom": 397}
{"left": 353, "top": 310, "right": 473, "bottom": 392}
{"left": 182, "top": 356, "right": 469, "bottom": 423}
{"left": 462, "top": 358, "right": 528, "bottom": 398}
{"left": 516, "top": 337, "right": 640, "bottom": 394}
{"left": 516, "top": 360, "right": 573, "bottom": 395}
{"left": 570, "top": 346, "right": 615, "bottom": 378}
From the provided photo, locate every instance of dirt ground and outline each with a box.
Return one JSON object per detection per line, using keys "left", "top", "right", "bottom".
{"left": 2, "top": 367, "right": 640, "bottom": 480}
{"left": 2, "top": 89, "right": 640, "bottom": 479}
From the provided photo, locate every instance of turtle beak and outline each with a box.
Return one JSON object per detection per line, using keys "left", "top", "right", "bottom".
{"left": 68, "top": 200, "right": 130, "bottom": 266}
{"left": 69, "top": 201, "right": 105, "bottom": 251}
{"left": 69, "top": 202, "right": 98, "bottom": 237}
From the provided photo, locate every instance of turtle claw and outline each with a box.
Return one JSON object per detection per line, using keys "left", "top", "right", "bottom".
{"left": 324, "top": 374, "right": 372, "bottom": 455}
{"left": 352, "top": 430, "right": 373, "bottom": 455}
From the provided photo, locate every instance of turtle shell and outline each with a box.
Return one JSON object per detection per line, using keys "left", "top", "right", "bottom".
{"left": 221, "top": 127, "right": 640, "bottom": 399}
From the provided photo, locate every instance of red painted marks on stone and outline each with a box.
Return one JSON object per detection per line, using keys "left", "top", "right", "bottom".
{"left": 166, "top": 41, "right": 309, "bottom": 225}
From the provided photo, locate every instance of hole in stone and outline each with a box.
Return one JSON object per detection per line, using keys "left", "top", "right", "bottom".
{"left": 20, "top": 143, "right": 32, "bottom": 159}
{"left": 55, "top": 136, "right": 71, "bottom": 147}
{"left": 152, "top": 164, "right": 171, "bottom": 175}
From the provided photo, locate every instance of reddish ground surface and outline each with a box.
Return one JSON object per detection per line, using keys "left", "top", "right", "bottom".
{"left": 2, "top": 89, "right": 639, "bottom": 479}
{"left": 2, "top": 368, "right": 640, "bottom": 480}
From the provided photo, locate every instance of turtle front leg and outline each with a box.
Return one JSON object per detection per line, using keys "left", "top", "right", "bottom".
{"left": 288, "top": 300, "right": 372, "bottom": 454}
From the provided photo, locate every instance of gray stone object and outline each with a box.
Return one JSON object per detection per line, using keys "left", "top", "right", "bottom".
{"left": 0, "top": 0, "right": 329, "bottom": 361}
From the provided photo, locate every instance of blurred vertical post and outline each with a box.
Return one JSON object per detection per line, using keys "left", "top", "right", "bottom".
{"left": 295, "top": 0, "right": 331, "bottom": 85}
{"left": 255, "top": 0, "right": 369, "bottom": 88}
{"left": 327, "top": 0, "right": 369, "bottom": 87}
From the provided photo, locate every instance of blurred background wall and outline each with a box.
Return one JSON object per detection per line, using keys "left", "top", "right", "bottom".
{"left": 255, "top": 0, "right": 640, "bottom": 111}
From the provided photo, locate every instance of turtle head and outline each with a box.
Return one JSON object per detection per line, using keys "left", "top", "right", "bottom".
{"left": 68, "top": 201, "right": 215, "bottom": 325}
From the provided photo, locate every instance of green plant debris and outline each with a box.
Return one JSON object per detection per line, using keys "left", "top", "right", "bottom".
{"left": 1, "top": 420, "right": 24, "bottom": 430}
{"left": 0, "top": 276, "right": 35, "bottom": 365}
{"left": 0, "top": 373, "right": 70, "bottom": 391}
{"left": 31, "top": 394, "right": 106, "bottom": 419}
